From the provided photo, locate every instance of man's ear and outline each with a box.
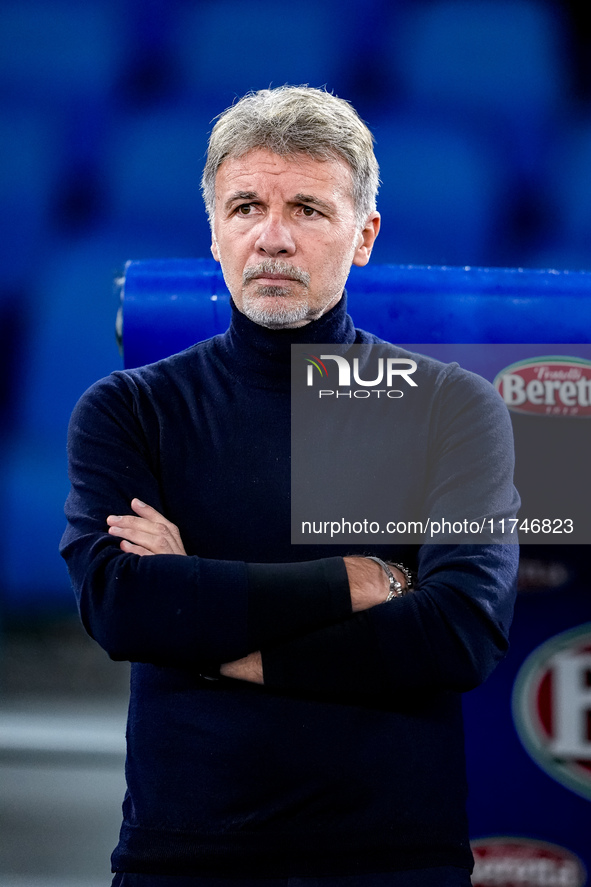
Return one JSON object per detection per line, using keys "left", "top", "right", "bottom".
{"left": 352, "top": 212, "right": 380, "bottom": 267}
{"left": 210, "top": 234, "right": 220, "bottom": 262}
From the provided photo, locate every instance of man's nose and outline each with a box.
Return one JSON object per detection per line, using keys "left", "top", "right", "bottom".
{"left": 254, "top": 213, "right": 296, "bottom": 257}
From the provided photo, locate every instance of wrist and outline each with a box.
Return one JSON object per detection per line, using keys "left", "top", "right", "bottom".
{"left": 365, "top": 556, "right": 404, "bottom": 601}
{"left": 344, "top": 556, "right": 387, "bottom": 611}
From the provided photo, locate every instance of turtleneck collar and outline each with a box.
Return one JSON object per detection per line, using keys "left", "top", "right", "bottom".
{"left": 217, "top": 292, "right": 357, "bottom": 387}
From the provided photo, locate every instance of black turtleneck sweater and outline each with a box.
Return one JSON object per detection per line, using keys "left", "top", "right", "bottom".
{"left": 60, "top": 297, "right": 519, "bottom": 877}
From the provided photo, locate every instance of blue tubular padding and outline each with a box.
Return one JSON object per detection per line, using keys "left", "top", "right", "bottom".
{"left": 122, "top": 259, "right": 591, "bottom": 368}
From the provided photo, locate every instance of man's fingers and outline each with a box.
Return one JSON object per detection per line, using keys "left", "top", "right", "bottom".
{"left": 119, "top": 539, "right": 154, "bottom": 557}
{"left": 108, "top": 521, "right": 179, "bottom": 554}
{"left": 106, "top": 501, "right": 186, "bottom": 555}
{"left": 107, "top": 513, "right": 165, "bottom": 535}
{"left": 131, "top": 498, "right": 164, "bottom": 522}
{"left": 130, "top": 499, "right": 183, "bottom": 540}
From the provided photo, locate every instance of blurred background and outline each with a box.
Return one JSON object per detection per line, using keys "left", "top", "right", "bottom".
{"left": 0, "top": 0, "right": 590, "bottom": 884}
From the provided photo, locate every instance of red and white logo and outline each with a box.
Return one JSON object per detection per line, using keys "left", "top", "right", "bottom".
{"left": 494, "top": 357, "right": 591, "bottom": 417}
{"left": 512, "top": 623, "right": 591, "bottom": 801}
{"left": 471, "top": 836, "right": 586, "bottom": 887}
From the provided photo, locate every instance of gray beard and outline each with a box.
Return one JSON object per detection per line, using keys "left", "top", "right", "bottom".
{"left": 240, "top": 285, "right": 312, "bottom": 328}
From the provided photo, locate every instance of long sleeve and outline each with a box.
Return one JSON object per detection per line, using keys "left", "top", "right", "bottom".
{"left": 262, "top": 542, "right": 518, "bottom": 699}
{"left": 60, "top": 369, "right": 352, "bottom": 669}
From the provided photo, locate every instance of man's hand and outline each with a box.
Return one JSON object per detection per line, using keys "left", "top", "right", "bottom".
{"left": 344, "top": 556, "right": 406, "bottom": 611}
{"left": 107, "top": 499, "right": 187, "bottom": 556}
{"left": 220, "top": 651, "right": 264, "bottom": 684}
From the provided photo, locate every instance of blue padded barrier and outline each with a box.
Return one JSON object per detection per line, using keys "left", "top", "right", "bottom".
{"left": 122, "top": 258, "right": 591, "bottom": 368}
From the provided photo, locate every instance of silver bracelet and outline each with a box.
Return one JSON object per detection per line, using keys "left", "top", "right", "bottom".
{"left": 365, "top": 556, "right": 410, "bottom": 601}
{"left": 387, "top": 561, "right": 414, "bottom": 592}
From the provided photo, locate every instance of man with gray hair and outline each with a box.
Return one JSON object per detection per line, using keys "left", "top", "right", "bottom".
{"left": 61, "top": 86, "right": 519, "bottom": 886}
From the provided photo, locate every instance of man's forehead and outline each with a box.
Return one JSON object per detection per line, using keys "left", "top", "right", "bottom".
{"left": 214, "top": 148, "right": 354, "bottom": 195}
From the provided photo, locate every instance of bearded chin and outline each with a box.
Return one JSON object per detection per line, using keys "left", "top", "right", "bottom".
{"left": 240, "top": 285, "right": 311, "bottom": 328}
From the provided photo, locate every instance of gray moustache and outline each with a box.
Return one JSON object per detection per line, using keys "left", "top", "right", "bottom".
{"left": 243, "top": 261, "right": 310, "bottom": 287}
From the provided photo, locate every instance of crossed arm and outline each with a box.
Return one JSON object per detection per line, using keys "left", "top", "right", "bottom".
{"left": 61, "top": 368, "right": 519, "bottom": 699}
{"left": 107, "top": 498, "right": 399, "bottom": 684}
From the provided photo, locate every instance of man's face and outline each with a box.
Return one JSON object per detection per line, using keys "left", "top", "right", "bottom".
{"left": 210, "top": 148, "right": 380, "bottom": 328}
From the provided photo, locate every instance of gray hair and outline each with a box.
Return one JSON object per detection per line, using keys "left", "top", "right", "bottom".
{"left": 201, "top": 86, "right": 379, "bottom": 227}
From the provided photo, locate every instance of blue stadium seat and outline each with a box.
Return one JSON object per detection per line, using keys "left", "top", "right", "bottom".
{"left": 537, "top": 121, "right": 591, "bottom": 270}
{"left": 0, "top": 0, "right": 124, "bottom": 102}
{"left": 388, "top": 0, "right": 569, "bottom": 180}
{"left": 393, "top": 1, "right": 565, "bottom": 110}
{"left": 103, "top": 106, "right": 213, "bottom": 254}
{"left": 172, "top": 0, "right": 347, "bottom": 103}
{"left": 370, "top": 112, "right": 504, "bottom": 266}
{"left": 0, "top": 106, "right": 62, "bottom": 286}
{"left": 0, "top": 231, "right": 194, "bottom": 610}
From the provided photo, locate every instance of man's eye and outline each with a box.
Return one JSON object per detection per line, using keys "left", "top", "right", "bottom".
{"left": 238, "top": 204, "right": 253, "bottom": 214}
{"left": 300, "top": 205, "right": 320, "bottom": 217}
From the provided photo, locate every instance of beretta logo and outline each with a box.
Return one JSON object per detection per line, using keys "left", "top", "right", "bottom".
{"left": 512, "top": 623, "right": 591, "bottom": 801}
{"left": 471, "top": 836, "right": 586, "bottom": 887}
{"left": 494, "top": 356, "right": 591, "bottom": 417}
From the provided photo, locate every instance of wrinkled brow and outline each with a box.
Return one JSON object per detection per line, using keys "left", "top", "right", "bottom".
{"left": 224, "top": 191, "right": 259, "bottom": 211}
{"left": 293, "top": 193, "right": 336, "bottom": 214}
{"left": 223, "top": 190, "right": 337, "bottom": 215}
